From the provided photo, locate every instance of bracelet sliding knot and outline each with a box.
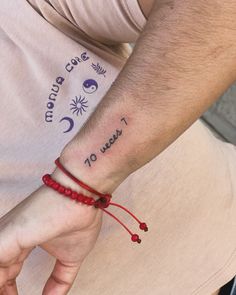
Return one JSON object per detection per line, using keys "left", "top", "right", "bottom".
{"left": 94, "top": 194, "right": 111, "bottom": 209}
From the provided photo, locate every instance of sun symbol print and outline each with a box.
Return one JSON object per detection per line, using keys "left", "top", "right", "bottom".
{"left": 70, "top": 96, "right": 88, "bottom": 116}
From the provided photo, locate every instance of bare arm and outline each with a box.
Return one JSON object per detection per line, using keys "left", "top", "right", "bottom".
{"left": 138, "top": 0, "right": 155, "bottom": 18}
{"left": 60, "top": 0, "right": 236, "bottom": 193}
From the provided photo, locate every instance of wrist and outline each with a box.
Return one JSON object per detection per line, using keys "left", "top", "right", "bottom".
{"left": 58, "top": 141, "right": 128, "bottom": 194}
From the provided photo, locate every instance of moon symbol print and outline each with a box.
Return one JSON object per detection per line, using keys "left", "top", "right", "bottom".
{"left": 82, "top": 79, "right": 98, "bottom": 94}
{"left": 70, "top": 95, "right": 88, "bottom": 116}
{"left": 59, "top": 117, "right": 74, "bottom": 133}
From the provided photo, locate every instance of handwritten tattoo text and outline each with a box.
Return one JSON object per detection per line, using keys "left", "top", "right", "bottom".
{"left": 84, "top": 117, "right": 128, "bottom": 167}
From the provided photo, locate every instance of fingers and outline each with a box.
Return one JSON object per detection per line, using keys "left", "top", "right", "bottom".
{"left": 0, "top": 248, "right": 32, "bottom": 294}
{"left": 1, "top": 279, "right": 18, "bottom": 295}
{"left": 0, "top": 267, "right": 19, "bottom": 295}
{"left": 0, "top": 265, "right": 19, "bottom": 290}
{"left": 42, "top": 259, "right": 82, "bottom": 295}
{"left": 0, "top": 261, "right": 23, "bottom": 295}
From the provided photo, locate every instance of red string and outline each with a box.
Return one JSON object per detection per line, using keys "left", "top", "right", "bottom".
{"left": 99, "top": 207, "right": 134, "bottom": 236}
{"left": 53, "top": 157, "right": 148, "bottom": 243}
{"left": 55, "top": 158, "right": 104, "bottom": 197}
{"left": 109, "top": 202, "right": 142, "bottom": 224}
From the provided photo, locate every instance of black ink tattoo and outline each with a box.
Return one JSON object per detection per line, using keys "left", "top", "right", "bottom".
{"left": 100, "top": 129, "right": 122, "bottom": 153}
{"left": 121, "top": 117, "right": 127, "bottom": 125}
{"left": 84, "top": 117, "right": 128, "bottom": 167}
{"left": 84, "top": 153, "right": 97, "bottom": 167}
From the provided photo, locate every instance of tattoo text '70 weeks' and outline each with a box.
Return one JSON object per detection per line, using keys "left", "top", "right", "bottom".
{"left": 84, "top": 117, "right": 128, "bottom": 167}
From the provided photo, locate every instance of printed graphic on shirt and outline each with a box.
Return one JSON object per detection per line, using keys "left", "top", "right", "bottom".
{"left": 59, "top": 117, "right": 74, "bottom": 133}
{"left": 70, "top": 96, "right": 88, "bottom": 115}
{"left": 44, "top": 51, "right": 108, "bottom": 134}
{"left": 91, "top": 63, "right": 106, "bottom": 77}
{"left": 82, "top": 79, "right": 98, "bottom": 94}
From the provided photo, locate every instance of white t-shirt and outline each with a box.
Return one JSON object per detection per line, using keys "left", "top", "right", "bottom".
{"left": 0, "top": 0, "right": 146, "bottom": 213}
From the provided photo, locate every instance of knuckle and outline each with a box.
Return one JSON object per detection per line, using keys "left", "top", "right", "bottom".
{"left": 6, "top": 279, "right": 16, "bottom": 287}
{"left": 0, "top": 271, "right": 7, "bottom": 287}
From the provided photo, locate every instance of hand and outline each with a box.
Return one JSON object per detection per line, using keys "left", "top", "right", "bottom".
{"left": 0, "top": 168, "right": 103, "bottom": 295}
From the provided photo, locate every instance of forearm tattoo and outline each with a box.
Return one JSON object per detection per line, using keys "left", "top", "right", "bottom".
{"left": 84, "top": 117, "right": 128, "bottom": 167}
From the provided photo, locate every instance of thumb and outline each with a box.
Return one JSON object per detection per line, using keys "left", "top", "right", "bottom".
{"left": 0, "top": 211, "right": 35, "bottom": 266}
{"left": 42, "top": 259, "right": 82, "bottom": 295}
{"left": 0, "top": 217, "right": 22, "bottom": 265}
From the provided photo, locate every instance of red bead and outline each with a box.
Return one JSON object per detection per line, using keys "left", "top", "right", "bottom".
{"left": 43, "top": 179, "right": 48, "bottom": 185}
{"left": 42, "top": 174, "right": 50, "bottom": 183}
{"left": 64, "top": 188, "right": 72, "bottom": 196}
{"left": 139, "top": 222, "right": 148, "bottom": 232}
{"left": 83, "top": 196, "right": 92, "bottom": 205}
{"left": 131, "top": 234, "right": 141, "bottom": 243}
{"left": 58, "top": 186, "right": 65, "bottom": 194}
{"left": 49, "top": 180, "right": 55, "bottom": 186}
{"left": 71, "top": 192, "right": 78, "bottom": 199}
{"left": 48, "top": 179, "right": 53, "bottom": 185}
{"left": 77, "top": 193, "right": 84, "bottom": 202}
{"left": 131, "top": 234, "right": 138, "bottom": 242}
{"left": 88, "top": 198, "right": 95, "bottom": 205}
{"left": 52, "top": 182, "right": 60, "bottom": 190}
{"left": 42, "top": 175, "right": 53, "bottom": 186}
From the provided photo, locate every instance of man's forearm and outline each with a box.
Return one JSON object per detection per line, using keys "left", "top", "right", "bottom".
{"left": 59, "top": 0, "right": 236, "bottom": 193}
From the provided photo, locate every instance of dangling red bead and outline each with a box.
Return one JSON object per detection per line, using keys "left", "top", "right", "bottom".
{"left": 139, "top": 222, "right": 148, "bottom": 232}
{"left": 131, "top": 234, "right": 141, "bottom": 243}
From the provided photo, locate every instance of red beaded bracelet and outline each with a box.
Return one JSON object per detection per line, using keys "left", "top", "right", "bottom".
{"left": 42, "top": 157, "right": 148, "bottom": 244}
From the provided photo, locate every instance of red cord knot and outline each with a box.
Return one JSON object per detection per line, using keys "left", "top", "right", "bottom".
{"left": 94, "top": 194, "right": 112, "bottom": 209}
{"left": 139, "top": 222, "right": 148, "bottom": 232}
{"left": 131, "top": 234, "right": 141, "bottom": 244}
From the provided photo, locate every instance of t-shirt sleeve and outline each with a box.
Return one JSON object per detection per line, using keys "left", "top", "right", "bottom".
{"left": 50, "top": 0, "right": 147, "bottom": 44}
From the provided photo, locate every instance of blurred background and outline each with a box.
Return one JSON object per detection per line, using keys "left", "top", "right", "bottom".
{"left": 202, "top": 83, "right": 236, "bottom": 145}
{"left": 203, "top": 84, "right": 236, "bottom": 295}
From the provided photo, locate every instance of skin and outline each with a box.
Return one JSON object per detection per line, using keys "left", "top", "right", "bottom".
{"left": 138, "top": 0, "right": 155, "bottom": 18}
{"left": 0, "top": 0, "right": 236, "bottom": 293}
